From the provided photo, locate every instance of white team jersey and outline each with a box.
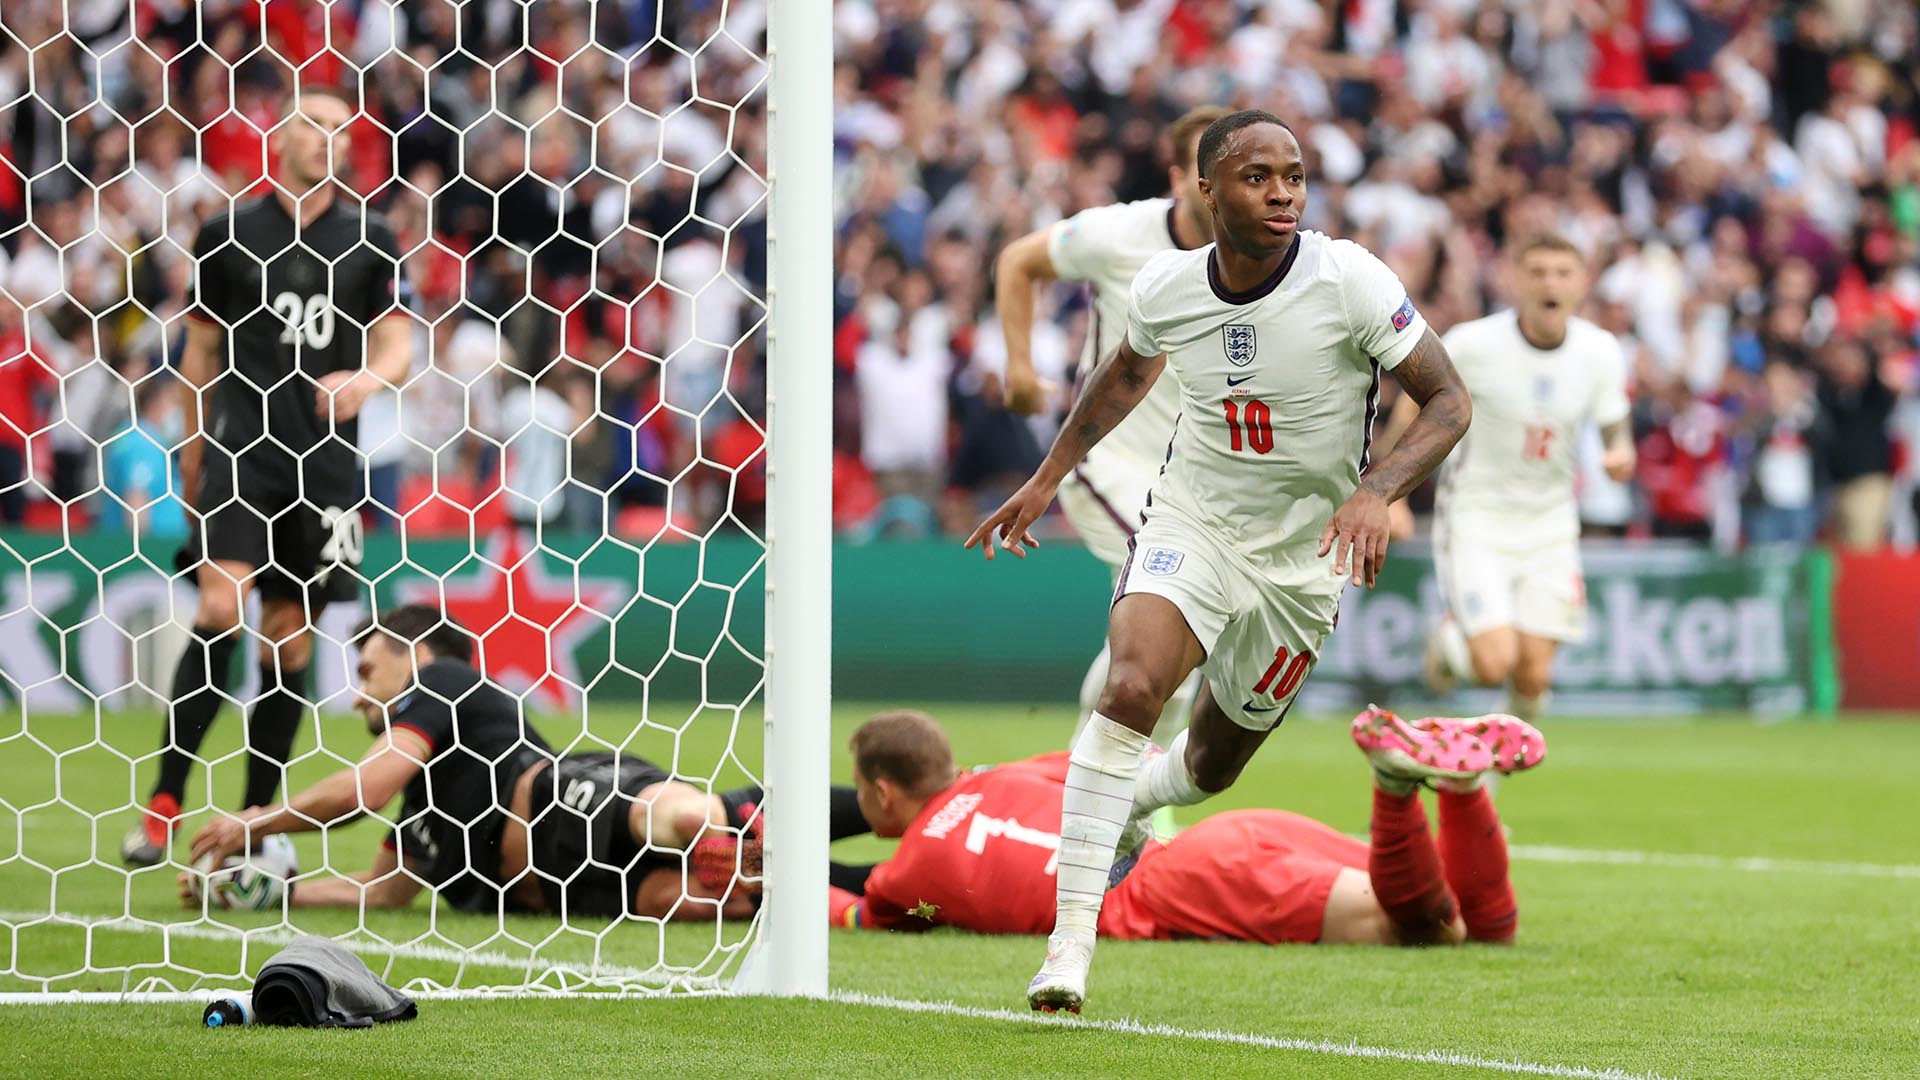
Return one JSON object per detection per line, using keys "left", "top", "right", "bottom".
{"left": 1125, "top": 230, "right": 1428, "bottom": 592}
{"left": 1434, "top": 311, "right": 1630, "bottom": 544}
{"left": 1048, "top": 197, "right": 1194, "bottom": 472}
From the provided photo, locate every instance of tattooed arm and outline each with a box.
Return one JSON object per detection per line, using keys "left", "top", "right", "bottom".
{"left": 1319, "top": 329, "right": 1471, "bottom": 586}
{"left": 963, "top": 340, "right": 1166, "bottom": 559}
{"left": 1360, "top": 329, "right": 1472, "bottom": 501}
{"left": 1045, "top": 340, "right": 1166, "bottom": 483}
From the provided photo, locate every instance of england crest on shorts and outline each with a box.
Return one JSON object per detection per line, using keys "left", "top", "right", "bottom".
{"left": 1222, "top": 324, "right": 1257, "bottom": 367}
{"left": 1142, "top": 547, "right": 1184, "bottom": 576}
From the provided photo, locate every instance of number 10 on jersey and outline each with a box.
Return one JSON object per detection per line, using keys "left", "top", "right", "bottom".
{"left": 1223, "top": 398, "right": 1274, "bottom": 454}
{"left": 1253, "top": 645, "right": 1313, "bottom": 702}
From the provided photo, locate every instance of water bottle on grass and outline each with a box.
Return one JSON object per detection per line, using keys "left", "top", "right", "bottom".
{"left": 203, "top": 992, "right": 253, "bottom": 1027}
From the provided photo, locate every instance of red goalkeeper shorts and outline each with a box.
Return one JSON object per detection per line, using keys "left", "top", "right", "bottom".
{"left": 1101, "top": 809, "right": 1368, "bottom": 944}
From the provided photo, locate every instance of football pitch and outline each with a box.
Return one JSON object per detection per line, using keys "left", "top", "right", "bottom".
{"left": 3, "top": 701, "right": 1917, "bottom": 1079}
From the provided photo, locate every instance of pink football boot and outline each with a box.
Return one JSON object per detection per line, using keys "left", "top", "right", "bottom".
{"left": 1450, "top": 713, "right": 1547, "bottom": 774}
{"left": 1351, "top": 705, "right": 1495, "bottom": 782}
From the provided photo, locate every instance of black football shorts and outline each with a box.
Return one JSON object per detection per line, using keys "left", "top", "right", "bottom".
{"left": 178, "top": 453, "right": 363, "bottom": 608}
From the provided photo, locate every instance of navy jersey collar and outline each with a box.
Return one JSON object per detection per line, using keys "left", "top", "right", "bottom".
{"left": 1207, "top": 234, "right": 1301, "bottom": 305}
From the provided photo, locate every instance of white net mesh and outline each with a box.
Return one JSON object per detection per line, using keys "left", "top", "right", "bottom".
{"left": 0, "top": 0, "right": 778, "bottom": 997}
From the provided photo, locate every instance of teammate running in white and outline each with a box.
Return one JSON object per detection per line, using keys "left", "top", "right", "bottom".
{"left": 966, "top": 110, "right": 1474, "bottom": 1014}
{"left": 995, "top": 105, "right": 1227, "bottom": 747}
{"left": 1386, "top": 234, "right": 1634, "bottom": 727}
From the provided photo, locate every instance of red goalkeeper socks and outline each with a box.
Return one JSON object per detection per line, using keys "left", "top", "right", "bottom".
{"left": 1437, "top": 786, "right": 1517, "bottom": 943}
{"left": 1368, "top": 787, "right": 1458, "bottom": 944}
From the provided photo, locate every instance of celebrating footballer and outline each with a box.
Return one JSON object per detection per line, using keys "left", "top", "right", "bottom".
{"left": 967, "top": 109, "right": 1476, "bottom": 1012}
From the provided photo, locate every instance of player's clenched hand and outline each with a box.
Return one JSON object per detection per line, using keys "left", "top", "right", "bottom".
{"left": 963, "top": 477, "right": 1057, "bottom": 560}
{"left": 315, "top": 370, "right": 375, "bottom": 423}
{"left": 1319, "top": 486, "right": 1391, "bottom": 588}
{"left": 1602, "top": 443, "right": 1636, "bottom": 484}
{"left": 1002, "top": 365, "right": 1057, "bottom": 416}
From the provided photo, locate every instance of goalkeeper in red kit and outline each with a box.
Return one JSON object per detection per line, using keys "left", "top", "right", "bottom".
{"left": 827, "top": 708, "right": 1544, "bottom": 951}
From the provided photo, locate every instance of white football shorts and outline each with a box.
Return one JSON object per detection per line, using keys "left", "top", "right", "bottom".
{"left": 1434, "top": 515, "right": 1588, "bottom": 643}
{"left": 1113, "top": 508, "right": 1339, "bottom": 731}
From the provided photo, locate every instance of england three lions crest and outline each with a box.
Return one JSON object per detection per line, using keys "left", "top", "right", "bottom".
{"left": 1142, "top": 547, "right": 1184, "bottom": 576}
{"left": 1222, "top": 324, "right": 1257, "bottom": 367}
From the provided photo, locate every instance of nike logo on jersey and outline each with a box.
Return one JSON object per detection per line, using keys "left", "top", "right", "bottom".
{"left": 1225, "top": 374, "right": 1255, "bottom": 387}
{"left": 1242, "top": 700, "right": 1282, "bottom": 713}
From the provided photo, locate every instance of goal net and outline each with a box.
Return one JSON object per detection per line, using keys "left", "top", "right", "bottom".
{"left": 0, "top": 0, "right": 828, "bottom": 1000}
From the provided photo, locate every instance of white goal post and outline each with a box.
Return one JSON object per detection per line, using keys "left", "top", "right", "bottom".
{"left": 0, "top": 0, "right": 830, "bottom": 1003}
{"left": 748, "top": 0, "right": 833, "bottom": 999}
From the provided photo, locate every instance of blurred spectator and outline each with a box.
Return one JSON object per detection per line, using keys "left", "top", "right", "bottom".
{"left": 564, "top": 361, "right": 613, "bottom": 536}
{"left": 0, "top": 302, "right": 53, "bottom": 522}
{"left": 1638, "top": 386, "right": 1732, "bottom": 543}
{"left": 1742, "top": 360, "right": 1823, "bottom": 546}
{"left": 853, "top": 291, "right": 949, "bottom": 512}
{"left": 102, "top": 375, "right": 187, "bottom": 542}
{"left": 1817, "top": 337, "right": 1898, "bottom": 549}
{"left": 495, "top": 363, "right": 581, "bottom": 532}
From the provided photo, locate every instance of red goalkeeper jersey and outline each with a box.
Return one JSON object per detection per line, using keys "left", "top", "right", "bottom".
{"left": 850, "top": 753, "right": 1367, "bottom": 944}
{"left": 856, "top": 753, "right": 1077, "bottom": 935}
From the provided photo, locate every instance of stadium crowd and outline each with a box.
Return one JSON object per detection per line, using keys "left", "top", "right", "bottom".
{"left": 0, "top": 0, "right": 1917, "bottom": 551}
{"left": 0, "top": 0, "right": 771, "bottom": 539}
{"left": 829, "top": 0, "right": 1920, "bottom": 550}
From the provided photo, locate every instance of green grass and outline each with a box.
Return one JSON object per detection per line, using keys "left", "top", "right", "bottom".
{"left": 3, "top": 701, "right": 1919, "bottom": 1078}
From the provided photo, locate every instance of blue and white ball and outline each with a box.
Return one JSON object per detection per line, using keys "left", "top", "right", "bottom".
{"left": 193, "top": 834, "right": 298, "bottom": 911}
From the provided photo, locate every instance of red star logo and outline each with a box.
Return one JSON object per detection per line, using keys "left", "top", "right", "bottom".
{"left": 403, "top": 532, "right": 628, "bottom": 708}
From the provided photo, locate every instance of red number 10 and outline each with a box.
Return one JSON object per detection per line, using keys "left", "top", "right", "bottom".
{"left": 1252, "top": 645, "right": 1313, "bottom": 701}
{"left": 1223, "top": 398, "right": 1274, "bottom": 455}
{"left": 1522, "top": 422, "right": 1553, "bottom": 461}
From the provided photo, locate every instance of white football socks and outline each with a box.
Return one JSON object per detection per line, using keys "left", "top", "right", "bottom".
{"left": 1132, "top": 728, "right": 1208, "bottom": 816}
{"left": 1054, "top": 713, "right": 1151, "bottom": 933}
{"left": 1438, "top": 619, "right": 1477, "bottom": 683}
{"left": 1506, "top": 689, "right": 1545, "bottom": 725}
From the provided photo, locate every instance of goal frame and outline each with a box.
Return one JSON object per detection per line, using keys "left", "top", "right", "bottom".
{"left": 0, "top": 0, "right": 833, "bottom": 1005}
{"left": 739, "top": 0, "right": 833, "bottom": 998}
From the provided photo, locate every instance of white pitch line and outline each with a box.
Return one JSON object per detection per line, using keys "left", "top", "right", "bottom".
{"left": 830, "top": 991, "right": 1673, "bottom": 1080}
{"left": 1507, "top": 845, "right": 1920, "bottom": 880}
{"left": 0, "top": 977, "right": 1676, "bottom": 1077}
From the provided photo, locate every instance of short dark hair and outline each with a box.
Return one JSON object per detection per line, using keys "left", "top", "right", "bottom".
{"left": 1168, "top": 105, "right": 1234, "bottom": 171}
{"left": 1196, "top": 109, "right": 1296, "bottom": 180}
{"left": 849, "top": 710, "right": 957, "bottom": 798}
{"left": 352, "top": 604, "right": 476, "bottom": 664}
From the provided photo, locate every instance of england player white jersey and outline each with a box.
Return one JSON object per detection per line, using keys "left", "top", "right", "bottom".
{"left": 1048, "top": 197, "right": 1195, "bottom": 474}
{"left": 1124, "top": 230, "right": 1428, "bottom": 592}
{"left": 1434, "top": 311, "right": 1630, "bottom": 545}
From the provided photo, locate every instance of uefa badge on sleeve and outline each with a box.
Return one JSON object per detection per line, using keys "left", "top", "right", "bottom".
{"left": 1391, "top": 297, "right": 1416, "bottom": 332}
{"left": 1143, "top": 548, "right": 1185, "bottom": 576}
{"left": 1222, "top": 324, "right": 1257, "bottom": 367}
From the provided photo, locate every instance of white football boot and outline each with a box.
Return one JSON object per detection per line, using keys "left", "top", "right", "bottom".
{"left": 1028, "top": 927, "right": 1095, "bottom": 1014}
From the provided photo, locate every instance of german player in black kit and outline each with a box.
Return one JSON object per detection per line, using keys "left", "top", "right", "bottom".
{"left": 183, "top": 605, "right": 767, "bottom": 921}
{"left": 124, "top": 87, "right": 414, "bottom": 866}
